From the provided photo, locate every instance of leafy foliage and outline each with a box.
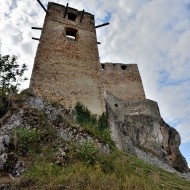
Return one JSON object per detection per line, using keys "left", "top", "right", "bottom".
{"left": 74, "top": 102, "right": 114, "bottom": 146}
{"left": 79, "top": 140, "right": 98, "bottom": 165}
{"left": 0, "top": 54, "right": 28, "bottom": 118}
{"left": 75, "top": 102, "right": 97, "bottom": 126}
{"left": 0, "top": 54, "right": 28, "bottom": 98}
{"left": 12, "top": 128, "right": 40, "bottom": 155}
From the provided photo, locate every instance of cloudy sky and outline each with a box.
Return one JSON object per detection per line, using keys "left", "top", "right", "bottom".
{"left": 0, "top": 0, "right": 190, "bottom": 166}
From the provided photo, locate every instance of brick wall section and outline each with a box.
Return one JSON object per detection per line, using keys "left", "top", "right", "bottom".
{"left": 30, "top": 2, "right": 105, "bottom": 115}
{"left": 101, "top": 63, "right": 146, "bottom": 100}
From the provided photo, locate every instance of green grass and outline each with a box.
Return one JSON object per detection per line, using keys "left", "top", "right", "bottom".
{"left": 12, "top": 144, "right": 190, "bottom": 190}
{"left": 3, "top": 101, "right": 190, "bottom": 190}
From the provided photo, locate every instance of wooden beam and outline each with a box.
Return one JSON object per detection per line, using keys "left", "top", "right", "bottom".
{"left": 80, "top": 9, "right": 85, "bottom": 23}
{"left": 32, "top": 37, "right": 40, "bottom": 41}
{"left": 97, "top": 42, "right": 101, "bottom": 45}
{"left": 64, "top": 3, "right": 69, "bottom": 18}
{"left": 95, "top": 22, "right": 110, "bottom": 28}
{"left": 31, "top": 27, "right": 42, "bottom": 30}
{"left": 37, "top": 0, "right": 47, "bottom": 13}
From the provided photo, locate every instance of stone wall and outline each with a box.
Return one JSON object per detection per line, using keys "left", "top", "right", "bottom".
{"left": 105, "top": 91, "right": 160, "bottom": 120}
{"left": 30, "top": 2, "right": 105, "bottom": 115}
{"left": 101, "top": 63, "right": 146, "bottom": 100}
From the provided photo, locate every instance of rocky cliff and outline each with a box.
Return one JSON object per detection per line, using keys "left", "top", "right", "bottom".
{"left": 0, "top": 90, "right": 190, "bottom": 189}
{"left": 0, "top": 90, "right": 109, "bottom": 179}
{"left": 105, "top": 91, "right": 189, "bottom": 174}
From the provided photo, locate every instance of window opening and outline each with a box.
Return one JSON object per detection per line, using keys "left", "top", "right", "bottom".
{"left": 65, "top": 27, "right": 77, "bottom": 40}
{"left": 121, "top": 65, "right": 127, "bottom": 70}
{"left": 68, "top": 13, "right": 77, "bottom": 21}
{"left": 101, "top": 64, "right": 105, "bottom": 70}
{"left": 115, "top": 104, "right": 118, "bottom": 108}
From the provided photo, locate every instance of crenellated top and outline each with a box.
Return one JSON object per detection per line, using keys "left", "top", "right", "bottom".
{"left": 101, "top": 63, "right": 146, "bottom": 100}
{"left": 101, "top": 63, "right": 139, "bottom": 73}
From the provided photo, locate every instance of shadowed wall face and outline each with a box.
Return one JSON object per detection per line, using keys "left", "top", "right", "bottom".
{"left": 30, "top": 2, "right": 105, "bottom": 115}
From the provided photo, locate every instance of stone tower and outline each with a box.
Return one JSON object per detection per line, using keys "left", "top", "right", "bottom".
{"left": 30, "top": 2, "right": 105, "bottom": 115}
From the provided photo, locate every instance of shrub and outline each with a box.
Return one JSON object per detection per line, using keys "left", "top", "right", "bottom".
{"left": 12, "top": 128, "right": 40, "bottom": 155}
{"left": 74, "top": 102, "right": 114, "bottom": 146}
{"left": 79, "top": 140, "right": 98, "bottom": 165}
{"left": 75, "top": 102, "right": 97, "bottom": 126}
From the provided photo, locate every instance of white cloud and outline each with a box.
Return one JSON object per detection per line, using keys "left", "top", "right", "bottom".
{"left": 0, "top": 0, "right": 190, "bottom": 164}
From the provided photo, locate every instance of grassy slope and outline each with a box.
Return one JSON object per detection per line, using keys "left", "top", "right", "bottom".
{"left": 8, "top": 124, "right": 190, "bottom": 189}
{"left": 11, "top": 149, "right": 190, "bottom": 190}
{"left": 1, "top": 97, "right": 190, "bottom": 190}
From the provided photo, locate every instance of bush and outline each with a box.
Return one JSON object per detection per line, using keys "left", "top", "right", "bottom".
{"left": 74, "top": 102, "right": 114, "bottom": 146}
{"left": 75, "top": 102, "right": 97, "bottom": 126}
{"left": 79, "top": 140, "right": 98, "bottom": 165}
{"left": 12, "top": 128, "right": 40, "bottom": 155}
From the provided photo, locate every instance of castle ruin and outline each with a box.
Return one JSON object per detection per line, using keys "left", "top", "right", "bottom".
{"left": 30, "top": 2, "right": 146, "bottom": 115}
{"left": 29, "top": 2, "right": 189, "bottom": 173}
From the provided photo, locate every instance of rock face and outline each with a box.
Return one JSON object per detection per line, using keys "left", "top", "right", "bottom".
{"left": 105, "top": 92, "right": 189, "bottom": 173}
{"left": 0, "top": 90, "right": 109, "bottom": 178}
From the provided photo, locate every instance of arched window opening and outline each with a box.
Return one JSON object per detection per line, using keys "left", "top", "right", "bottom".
{"left": 65, "top": 27, "right": 78, "bottom": 40}
{"left": 101, "top": 64, "right": 105, "bottom": 70}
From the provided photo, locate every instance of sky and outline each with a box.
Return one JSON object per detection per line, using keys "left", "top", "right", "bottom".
{"left": 0, "top": 0, "right": 190, "bottom": 167}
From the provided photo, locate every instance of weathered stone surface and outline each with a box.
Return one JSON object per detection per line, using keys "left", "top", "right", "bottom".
{"left": 0, "top": 135, "right": 9, "bottom": 170}
{"left": 0, "top": 91, "right": 109, "bottom": 176}
{"left": 29, "top": 3, "right": 147, "bottom": 116}
{"left": 4, "top": 154, "right": 25, "bottom": 177}
{"left": 0, "top": 184, "right": 11, "bottom": 190}
{"left": 30, "top": 2, "right": 105, "bottom": 115}
{"left": 106, "top": 92, "right": 189, "bottom": 175}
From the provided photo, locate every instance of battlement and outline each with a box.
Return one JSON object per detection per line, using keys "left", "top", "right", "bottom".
{"left": 101, "top": 63, "right": 139, "bottom": 72}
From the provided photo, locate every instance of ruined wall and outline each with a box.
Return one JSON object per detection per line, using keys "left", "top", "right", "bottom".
{"left": 101, "top": 63, "right": 146, "bottom": 100}
{"left": 30, "top": 2, "right": 105, "bottom": 115}
{"left": 105, "top": 91, "right": 161, "bottom": 121}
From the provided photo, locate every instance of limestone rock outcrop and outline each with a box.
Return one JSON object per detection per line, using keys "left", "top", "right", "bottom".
{"left": 0, "top": 90, "right": 109, "bottom": 178}
{"left": 105, "top": 92, "right": 189, "bottom": 173}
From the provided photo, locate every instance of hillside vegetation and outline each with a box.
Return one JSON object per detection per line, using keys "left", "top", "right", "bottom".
{"left": 0, "top": 91, "right": 190, "bottom": 190}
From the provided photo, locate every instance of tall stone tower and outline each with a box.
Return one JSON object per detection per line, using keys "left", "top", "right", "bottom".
{"left": 30, "top": 2, "right": 105, "bottom": 115}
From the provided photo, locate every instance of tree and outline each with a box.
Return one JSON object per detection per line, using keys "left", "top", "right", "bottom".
{"left": 0, "top": 54, "right": 28, "bottom": 98}
{"left": 0, "top": 54, "right": 28, "bottom": 117}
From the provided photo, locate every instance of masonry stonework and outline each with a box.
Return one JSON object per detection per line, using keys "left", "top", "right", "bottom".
{"left": 101, "top": 63, "right": 145, "bottom": 100}
{"left": 30, "top": 2, "right": 105, "bottom": 115}
{"left": 30, "top": 2, "right": 146, "bottom": 115}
